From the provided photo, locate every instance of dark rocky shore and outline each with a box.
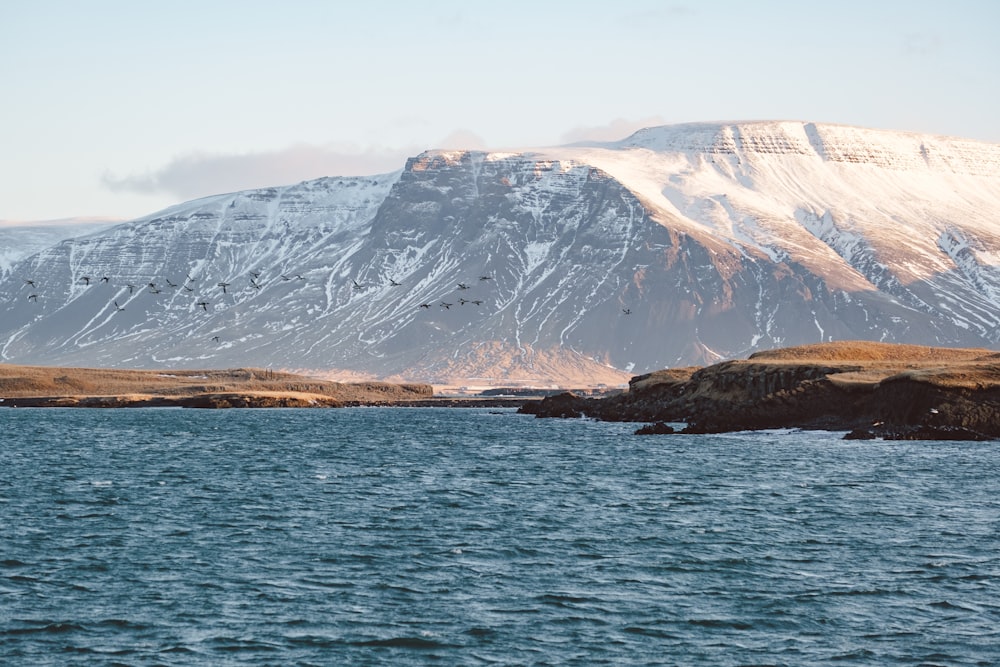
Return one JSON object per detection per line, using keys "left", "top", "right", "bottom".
{"left": 520, "top": 342, "right": 1000, "bottom": 440}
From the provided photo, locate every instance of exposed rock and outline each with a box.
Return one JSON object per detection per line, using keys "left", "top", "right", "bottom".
{"left": 845, "top": 424, "right": 992, "bottom": 441}
{"left": 634, "top": 422, "right": 675, "bottom": 435}
{"left": 526, "top": 342, "right": 1000, "bottom": 440}
{"left": 519, "top": 392, "right": 589, "bottom": 418}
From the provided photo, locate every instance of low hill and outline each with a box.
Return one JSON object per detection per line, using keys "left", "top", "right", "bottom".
{"left": 522, "top": 341, "right": 1000, "bottom": 439}
{"left": 0, "top": 364, "right": 432, "bottom": 408}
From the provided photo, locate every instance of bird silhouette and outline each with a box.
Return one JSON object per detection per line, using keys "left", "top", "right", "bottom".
{"left": 352, "top": 280, "right": 365, "bottom": 291}
{"left": 250, "top": 278, "right": 261, "bottom": 290}
{"left": 479, "top": 275, "right": 492, "bottom": 281}
{"left": 197, "top": 301, "right": 209, "bottom": 311}
{"left": 100, "top": 276, "right": 110, "bottom": 284}
{"left": 419, "top": 303, "right": 432, "bottom": 309}
{"left": 280, "top": 274, "right": 291, "bottom": 281}
{"left": 440, "top": 302, "right": 453, "bottom": 309}
{"left": 80, "top": 276, "right": 91, "bottom": 285}
{"left": 622, "top": 308, "right": 631, "bottom": 315}
{"left": 126, "top": 284, "right": 136, "bottom": 294}
{"left": 183, "top": 284, "right": 194, "bottom": 292}
{"left": 389, "top": 278, "right": 402, "bottom": 287}
{"left": 218, "top": 282, "right": 230, "bottom": 293}
{"left": 113, "top": 300, "right": 125, "bottom": 311}
{"left": 27, "top": 294, "right": 38, "bottom": 302}
{"left": 457, "top": 283, "right": 470, "bottom": 290}
{"left": 23, "top": 279, "right": 36, "bottom": 287}
{"left": 471, "top": 299, "right": 483, "bottom": 306}
{"left": 166, "top": 278, "right": 178, "bottom": 288}
{"left": 211, "top": 335, "right": 220, "bottom": 343}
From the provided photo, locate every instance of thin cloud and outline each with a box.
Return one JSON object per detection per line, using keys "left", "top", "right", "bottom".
{"left": 903, "top": 32, "right": 942, "bottom": 56}
{"left": 559, "top": 117, "right": 669, "bottom": 145}
{"left": 434, "top": 129, "right": 489, "bottom": 150}
{"left": 102, "top": 143, "right": 420, "bottom": 201}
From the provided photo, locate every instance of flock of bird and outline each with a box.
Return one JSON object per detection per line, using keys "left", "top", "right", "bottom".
{"left": 19, "top": 271, "right": 303, "bottom": 310}
{"left": 13, "top": 269, "right": 517, "bottom": 346}
{"left": 16, "top": 271, "right": 310, "bottom": 345}
{"left": 12, "top": 267, "right": 631, "bottom": 352}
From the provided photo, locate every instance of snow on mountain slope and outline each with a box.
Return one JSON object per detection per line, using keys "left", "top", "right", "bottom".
{"left": 1, "top": 121, "right": 998, "bottom": 385}
{"left": 0, "top": 219, "right": 118, "bottom": 275}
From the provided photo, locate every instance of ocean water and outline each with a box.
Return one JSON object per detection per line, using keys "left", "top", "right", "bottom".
{"left": 1, "top": 407, "right": 998, "bottom": 666}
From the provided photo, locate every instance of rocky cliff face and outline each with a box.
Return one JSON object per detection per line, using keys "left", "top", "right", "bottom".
{"left": 1, "top": 122, "right": 999, "bottom": 384}
{"left": 521, "top": 342, "right": 1000, "bottom": 439}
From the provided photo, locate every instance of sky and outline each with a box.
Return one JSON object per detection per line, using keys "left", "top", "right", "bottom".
{"left": 2, "top": 0, "right": 998, "bottom": 223}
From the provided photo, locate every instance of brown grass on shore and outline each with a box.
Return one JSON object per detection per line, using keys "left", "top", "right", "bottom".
{"left": 749, "top": 341, "right": 995, "bottom": 363}
{"left": 0, "top": 364, "right": 433, "bottom": 402}
{"left": 746, "top": 341, "right": 1000, "bottom": 390}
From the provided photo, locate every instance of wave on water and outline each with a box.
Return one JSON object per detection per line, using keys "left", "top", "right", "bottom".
{"left": 1, "top": 407, "right": 998, "bottom": 665}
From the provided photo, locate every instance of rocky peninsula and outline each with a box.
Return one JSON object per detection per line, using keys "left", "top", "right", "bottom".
{"left": 0, "top": 365, "right": 436, "bottom": 408}
{"left": 520, "top": 342, "right": 1000, "bottom": 440}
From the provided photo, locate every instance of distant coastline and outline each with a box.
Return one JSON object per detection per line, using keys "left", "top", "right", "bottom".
{"left": 0, "top": 364, "right": 438, "bottom": 409}
{"left": 7, "top": 341, "right": 1000, "bottom": 442}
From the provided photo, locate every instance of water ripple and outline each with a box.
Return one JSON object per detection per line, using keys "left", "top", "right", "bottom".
{"left": 1, "top": 408, "right": 998, "bottom": 665}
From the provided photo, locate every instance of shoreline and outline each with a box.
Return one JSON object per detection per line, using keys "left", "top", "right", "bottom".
{"left": 0, "top": 395, "right": 534, "bottom": 409}
{"left": 521, "top": 342, "right": 1000, "bottom": 441}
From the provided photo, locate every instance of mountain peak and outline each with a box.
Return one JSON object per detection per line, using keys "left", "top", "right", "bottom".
{"left": 1, "top": 122, "right": 999, "bottom": 385}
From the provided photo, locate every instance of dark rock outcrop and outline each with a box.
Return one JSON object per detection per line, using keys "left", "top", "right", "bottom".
{"left": 634, "top": 422, "right": 675, "bottom": 435}
{"left": 522, "top": 342, "right": 1000, "bottom": 440}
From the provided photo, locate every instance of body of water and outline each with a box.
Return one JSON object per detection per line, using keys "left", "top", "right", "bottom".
{"left": 1, "top": 407, "right": 998, "bottom": 665}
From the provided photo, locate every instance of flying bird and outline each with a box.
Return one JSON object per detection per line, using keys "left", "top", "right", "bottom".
{"left": 166, "top": 278, "right": 178, "bottom": 288}
{"left": 211, "top": 335, "right": 221, "bottom": 343}
{"left": 250, "top": 278, "right": 262, "bottom": 290}
{"left": 113, "top": 300, "right": 125, "bottom": 311}
{"left": 280, "top": 274, "right": 291, "bottom": 281}
{"left": 440, "top": 302, "right": 453, "bottom": 309}
{"left": 126, "top": 284, "right": 137, "bottom": 294}
{"left": 23, "top": 279, "right": 36, "bottom": 287}
{"left": 218, "top": 282, "right": 230, "bottom": 294}
{"left": 100, "top": 276, "right": 110, "bottom": 284}
{"left": 479, "top": 275, "right": 492, "bottom": 281}
{"left": 389, "top": 278, "right": 402, "bottom": 287}
{"left": 80, "top": 276, "right": 91, "bottom": 285}
{"left": 27, "top": 294, "right": 38, "bottom": 302}
{"left": 419, "top": 303, "right": 432, "bottom": 309}
{"left": 352, "top": 280, "right": 365, "bottom": 291}
{"left": 457, "top": 283, "right": 470, "bottom": 290}
{"left": 197, "top": 301, "right": 209, "bottom": 311}
{"left": 622, "top": 308, "right": 631, "bottom": 315}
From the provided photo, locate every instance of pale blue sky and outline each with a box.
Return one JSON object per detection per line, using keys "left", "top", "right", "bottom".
{"left": 2, "top": 0, "right": 997, "bottom": 222}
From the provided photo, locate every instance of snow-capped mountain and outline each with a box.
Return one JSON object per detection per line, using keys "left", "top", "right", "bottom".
{"left": 2, "top": 121, "right": 999, "bottom": 386}
{"left": 0, "top": 218, "right": 117, "bottom": 276}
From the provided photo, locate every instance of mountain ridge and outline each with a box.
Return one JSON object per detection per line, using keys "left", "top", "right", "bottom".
{"left": 1, "top": 121, "right": 998, "bottom": 386}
